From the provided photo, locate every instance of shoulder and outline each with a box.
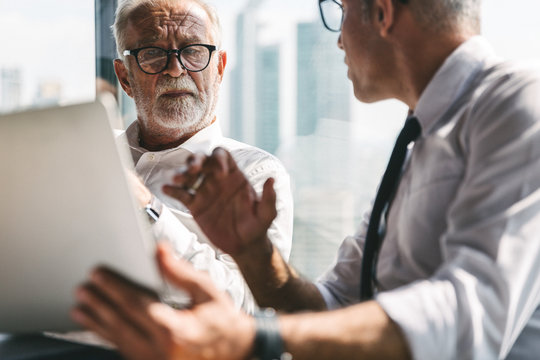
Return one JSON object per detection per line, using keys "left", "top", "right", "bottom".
{"left": 460, "top": 60, "right": 540, "bottom": 153}
{"left": 466, "top": 60, "right": 540, "bottom": 128}
{"left": 474, "top": 60, "right": 540, "bottom": 107}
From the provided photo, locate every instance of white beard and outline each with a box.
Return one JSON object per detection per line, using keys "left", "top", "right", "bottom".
{"left": 133, "top": 76, "right": 213, "bottom": 138}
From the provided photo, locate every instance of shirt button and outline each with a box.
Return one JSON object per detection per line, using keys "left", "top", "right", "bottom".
{"left": 148, "top": 154, "right": 155, "bottom": 161}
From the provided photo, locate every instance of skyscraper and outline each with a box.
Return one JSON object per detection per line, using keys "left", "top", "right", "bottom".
{"left": 255, "top": 44, "right": 280, "bottom": 154}
{"left": 229, "top": 0, "right": 264, "bottom": 145}
{"left": 296, "top": 21, "right": 350, "bottom": 136}
{"left": 228, "top": 7, "right": 371, "bottom": 280}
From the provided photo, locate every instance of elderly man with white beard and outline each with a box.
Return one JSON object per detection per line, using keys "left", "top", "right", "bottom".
{"left": 112, "top": 0, "right": 293, "bottom": 313}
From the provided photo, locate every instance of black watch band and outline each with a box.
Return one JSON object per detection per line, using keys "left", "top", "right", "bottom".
{"left": 144, "top": 195, "right": 162, "bottom": 223}
{"left": 252, "top": 308, "right": 291, "bottom": 360}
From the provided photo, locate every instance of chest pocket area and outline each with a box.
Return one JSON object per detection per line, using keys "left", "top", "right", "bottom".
{"left": 408, "top": 135, "right": 464, "bottom": 197}
{"left": 396, "top": 135, "right": 465, "bottom": 265}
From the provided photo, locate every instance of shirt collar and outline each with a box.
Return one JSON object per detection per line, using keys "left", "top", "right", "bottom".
{"left": 125, "top": 120, "right": 224, "bottom": 155}
{"left": 414, "top": 36, "right": 498, "bottom": 134}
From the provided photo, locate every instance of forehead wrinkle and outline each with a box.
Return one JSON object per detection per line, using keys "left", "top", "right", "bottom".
{"left": 129, "top": 4, "right": 211, "bottom": 47}
{"left": 162, "top": 13, "right": 206, "bottom": 41}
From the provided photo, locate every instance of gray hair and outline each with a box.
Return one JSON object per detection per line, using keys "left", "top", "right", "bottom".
{"left": 359, "top": 0, "right": 481, "bottom": 34}
{"left": 411, "top": 0, "right": 481, "bottom": 33}
{"left": 112, "top": 0, "right": 222, "bottom": 59}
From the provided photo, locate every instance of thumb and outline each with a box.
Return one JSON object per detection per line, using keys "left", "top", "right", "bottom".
{"left": 156, "top": 243, "right": 223, "bottom": 304}
{"left": 258, "top": 178, "right": 277, "bottom": 227}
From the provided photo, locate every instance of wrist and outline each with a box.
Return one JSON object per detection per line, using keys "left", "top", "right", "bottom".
{"left": 234, "top": 235, "right": 274, "bottom": 265}
{"left": 143, "top": 195, "right": 163, "bottom": 223}
{"left": 250, "top": 308, "right": 291, "bottom": 360}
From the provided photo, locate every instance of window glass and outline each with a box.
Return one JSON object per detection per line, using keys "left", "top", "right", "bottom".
{"left": 2, "top": 0, "right": 538, "bottom": 282}
{"left": 210, "top": 1, "right": 400, "bottom": 279}
{"left": 0, "top": 0, "right": 95, "bottom": 114}
{"left": 212, "top": 0, "right": 540, "bottom": 280}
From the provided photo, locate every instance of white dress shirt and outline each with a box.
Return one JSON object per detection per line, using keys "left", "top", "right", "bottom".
{"left": 316, "top": 37, "right": 540, "bottom": 359}
{"left": 120, "top": 121, "right": 294, "bottom": 314}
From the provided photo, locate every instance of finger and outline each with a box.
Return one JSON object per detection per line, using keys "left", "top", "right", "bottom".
{"left": 74, "top": 284, "right": 120, "bottom": 336}
{"left": 72, "top": 284, "right": 148, "bottom": 344}
{"left": 163, "top": 152, "right": 212, "bottom": 205}
{"left": 162, "top": 183, "right": 194, "bottom": 206}
{"left": 156, "top": 243, "right": 226, "bottom": 304}
{"left": 259, "top": 178, "right": 278, "bottom": 226}
{"left": 185, "top": 152, "right": 206, "bottom": 174}
{"left": 190, "top": 173, "right": 205, "bottom": 191}
{"left": 204, "top": 147, "right": 232, "bottom": 178}
{"left": 223, "top": 147, "right": 241, "bottom": 173}
{"left": 170, "top": 152, "right": 207, "bottom": 187}
{"left": 165, "top": 148, "right": 236, "bottom": 208}
{"left": 72, "top": 304, "right": 154, "bottom": 359}
{"left": 88, "top": 268, "right": 163, "bottom": 333}
{"left": 192, "top": 149, "right": 230, "bottom": 197}
{"left": 71, "top": 304, "right": 115, "bottom": 341}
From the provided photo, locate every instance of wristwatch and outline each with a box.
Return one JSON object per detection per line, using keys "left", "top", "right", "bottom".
{"left": 143, "top": 195, "right": 162, "bottom": 224}
{"left": 251, "top": 308, "right": 292, "bottom": 360}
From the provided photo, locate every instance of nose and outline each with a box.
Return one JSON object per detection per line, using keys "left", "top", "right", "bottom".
{"left": 337, "top": 33, "right": 344, "bottom": 50}
{"left": 162, "top": 53, "right": 188, "bottom": 77}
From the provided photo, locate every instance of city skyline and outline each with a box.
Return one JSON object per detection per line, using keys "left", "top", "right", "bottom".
{"left": 0, "top": 0, "right": 94, "bottom": 111}
{"left": 1, "top": 0, "right": 540, "bottom": 278}
{"left": 219, "top": 1, "right": 404, "bottom": 277}
{"left": 2, "top": 1, "right": 540, "bottom": 113}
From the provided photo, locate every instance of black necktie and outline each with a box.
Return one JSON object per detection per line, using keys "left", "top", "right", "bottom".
{"left": 360, "top": 115, "right": 421, "bottom": 301}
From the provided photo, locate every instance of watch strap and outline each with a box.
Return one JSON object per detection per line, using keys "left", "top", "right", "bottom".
{"left": 144, "top": 195, "right": 162, "bottom": 223}
{"left": 252, "top": 308, "right": 291, "bottom": 360}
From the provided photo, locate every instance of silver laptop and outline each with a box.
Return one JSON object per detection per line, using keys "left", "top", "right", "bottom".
{"left": 0, "top": 97, "right": 163, "bottom": 333}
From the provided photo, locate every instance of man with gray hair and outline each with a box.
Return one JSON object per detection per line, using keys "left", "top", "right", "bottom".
{"left": 111, "top": 0, "right": 293, "bottom": 314}
{"left": 75, "top": 0, "right": 540, "bottom": 359}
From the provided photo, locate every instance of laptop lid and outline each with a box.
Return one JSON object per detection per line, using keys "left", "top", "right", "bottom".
{"left": 0, "top": 97, "right": 162, "bottom": 333}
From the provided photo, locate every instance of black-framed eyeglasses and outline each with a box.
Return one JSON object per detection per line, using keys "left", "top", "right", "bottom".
{"left": 319, "top": 0, "right": 343, "bottom": 32}
{"left": 318, "top": 0, "right": 409, "bottom": 33}
{"left": 123, "top": 44, "right": 217, "bottom": 74}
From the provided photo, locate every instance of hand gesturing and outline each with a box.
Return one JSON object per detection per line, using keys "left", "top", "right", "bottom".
{"left": 162, "top": 147, "right": 277, "bottom": 257}
{"left": 72, "top": 243, "right": 254, "bottom": 360}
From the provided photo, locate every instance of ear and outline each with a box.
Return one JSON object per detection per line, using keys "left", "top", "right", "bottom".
{"left": 373, "top": 0, "right": 396, "bottom": 37}
{"left": 216, "top": 50, "right": 227, "bottom": 82}
{"left": 114, "top": 59, "right": 134, "bottom": 98}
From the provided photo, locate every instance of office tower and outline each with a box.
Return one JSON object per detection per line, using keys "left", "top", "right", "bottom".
{"left": 95, "top": 0, "right": 118, "bottom": 87}
{"left": 255, "top": 44, "right": 280, "bottom": 154}
{"left": 281, "top": 21, "right": 354, "bottom": 279}
{"left": 0, "top": 68, "right": 21, "bottom": 112}
{"left": 296, "top": 21, "right": 350, "bottom": 136}
{"left": 229, "top": 1, "right": 263, "bottom": 145}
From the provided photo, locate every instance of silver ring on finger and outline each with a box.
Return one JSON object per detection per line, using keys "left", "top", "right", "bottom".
{"left": 187, "top": 173, "right": 205, "bottom": 196}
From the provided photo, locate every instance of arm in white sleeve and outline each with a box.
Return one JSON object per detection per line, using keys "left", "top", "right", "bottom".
{"left": 377, "top": 72, "right": 540, "bottom": 360}
{"left": 315, "top": 209, "right": 370, "bottom": 310}
{"left": 152, "top": 205, "right": 252, "bottom": 311}
{"left": 241, "top": 153, "right": 294, "bottom": 262}
{"left": 153, "top": 152, "right": 294, "bottom": 314}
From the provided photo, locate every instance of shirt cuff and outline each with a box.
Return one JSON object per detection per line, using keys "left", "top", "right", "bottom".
{"left": 376, "top": 280, "right": 458, "bottom": 360}
{"left": 152, "top": 206, "right": 197, "bottom": 254}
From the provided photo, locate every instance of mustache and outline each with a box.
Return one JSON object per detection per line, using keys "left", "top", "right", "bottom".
{"left": 156, "top": 77, "right": 198, "bottom": 96}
